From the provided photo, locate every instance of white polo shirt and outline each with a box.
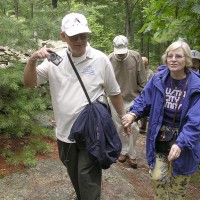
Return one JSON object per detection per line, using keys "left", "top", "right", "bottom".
{"left": 36, "top": 44, "right": 120, "bottom": 142}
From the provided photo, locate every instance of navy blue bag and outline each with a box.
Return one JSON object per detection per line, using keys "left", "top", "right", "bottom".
{"left": 68, "top": 102, "right": 122, "bottom": 169}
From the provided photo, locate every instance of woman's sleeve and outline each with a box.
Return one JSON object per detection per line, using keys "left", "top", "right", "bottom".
{"left": 176, "top": 93, "right": 200, "bottom": 161}
{"left": 130, "top": 78, "right": 154, "bottom": 119}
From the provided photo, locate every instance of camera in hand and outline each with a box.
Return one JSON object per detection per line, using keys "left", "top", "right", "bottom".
{"left": 48, "top": 50, "right": 63, "bottom": 66}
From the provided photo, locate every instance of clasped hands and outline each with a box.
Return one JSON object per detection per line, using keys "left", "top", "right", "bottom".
{"left": 121, "top": 113, "right": 136, "bottom": 136}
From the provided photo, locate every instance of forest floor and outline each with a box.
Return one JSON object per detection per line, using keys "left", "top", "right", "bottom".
{"left": 0, "top": 134, "right": 199, "bottom": 200}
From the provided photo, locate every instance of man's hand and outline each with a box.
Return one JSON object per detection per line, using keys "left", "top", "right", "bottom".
{"left": 29, "top": 47, "right": 52, "bottom": 62}
{"left": 122, "top": 125, "right": 132, "bottom": 136}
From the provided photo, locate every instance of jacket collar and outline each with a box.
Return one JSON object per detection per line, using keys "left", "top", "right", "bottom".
{"left": 154, "top": 68, "right": 200, "bottom": 94}
{"left": 153, "top": 68, "right": 169, "bottom": 95}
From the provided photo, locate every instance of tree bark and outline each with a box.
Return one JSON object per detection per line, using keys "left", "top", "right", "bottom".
{"left": 14, "top": 0, "right": 19, "bottom": 19}
{"left": 125, "top": 0, "right": 133, "bottom": 43}
{"left": 52, "top": 0, "right": 58, "bottom": 9}
{"left": 31, "top": 3, "right": 34, "bottom": 19}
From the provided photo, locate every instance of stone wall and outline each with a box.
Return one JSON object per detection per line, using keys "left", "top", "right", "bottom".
{"left": 0, "top": 40, "right": 67, "bottom": 69}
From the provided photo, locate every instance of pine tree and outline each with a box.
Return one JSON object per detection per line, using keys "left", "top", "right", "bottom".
{"left": 0, "top": 61, "right": 53, "bottom": 167}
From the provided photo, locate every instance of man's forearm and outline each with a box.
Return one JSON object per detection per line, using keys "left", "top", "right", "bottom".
{"left": 24, "top": 47, "right": 52, "bottom": 88}
{"left": 109, "top": 94, "right": 126, "bottom": 117}
{"left": 24, "top": 59, "right": 37, "bottom": 88}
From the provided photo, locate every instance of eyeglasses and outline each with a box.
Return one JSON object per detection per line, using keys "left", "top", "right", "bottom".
{"left": 68, "top": 33, "right": 88, "bottom": 41}
{"left": 167, "top": 54, "right": 185, "bottom": 60}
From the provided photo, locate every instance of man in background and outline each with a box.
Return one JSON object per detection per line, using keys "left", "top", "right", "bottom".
{"left": 139, "top": 56, "right": 154, "bottom": 134}
{"left": 191, "top": 50, "right": 200, "bottom": 72}
{"left": 142, "top": 57, "right": 154, "bottom": 81}
{"left": 108, "top": 35, "right": 147, "bottom": 169}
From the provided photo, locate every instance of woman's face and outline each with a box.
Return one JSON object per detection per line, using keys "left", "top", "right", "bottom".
{"left": 166, "top": 47, "right": 186, "bottom": 73}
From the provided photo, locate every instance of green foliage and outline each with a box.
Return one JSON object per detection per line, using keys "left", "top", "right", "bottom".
{"left": 0, "top": 135, "right": 54, "bottom": 167}
{"left": 0, "top": 0, "right": 199, "bottom": 54}
{"left": 21, "top": 148, "right": 37, "bottom": 168}
{"left": 2, "top": 149, "right": 15, "bottom": 159}
{"left": 142, "top": 0, "right": 200, "bottom": 49}
{"left": 0, "top": 62, "right": 50, "bottom": 137}
{"left": 0, "top": 1, "right": 65, "bottom": 50}
{"left": 20, "top": 138, "right": 52, "bottom": 167}
{"left": 0, "top": 16, "right": 36, "bottom": 50}
{"left": 0, "top": 61, "right": 53, "bottom": 166}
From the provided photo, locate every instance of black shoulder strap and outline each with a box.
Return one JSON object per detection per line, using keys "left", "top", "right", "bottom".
{"left": 67, "top": 52, "right": 92, "bottom": 105}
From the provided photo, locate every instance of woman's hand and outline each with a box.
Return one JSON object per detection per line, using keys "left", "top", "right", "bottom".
{"left": 121, "top": 113, "right": 136, "bottom": 128}
{"left": 121, "top": 113, "right": 137, "bottom": 136}
{"left": 168, "top": 144, "right": 181, "bottom": 161}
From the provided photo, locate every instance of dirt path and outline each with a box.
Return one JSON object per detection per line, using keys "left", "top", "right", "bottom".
{"left": 0, "top": 134, "right": 199, "bottom": 200}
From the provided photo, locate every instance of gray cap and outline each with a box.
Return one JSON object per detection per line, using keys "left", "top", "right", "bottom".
{"left": 191, "top": 50, "right": 200, "bottom": 60}
{"left": 113, "top": 35, "right": 128, "bottom": 54}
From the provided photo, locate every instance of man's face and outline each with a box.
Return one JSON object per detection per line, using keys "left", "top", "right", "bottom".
{"left": 192, "top": 58, "right": 200, "bottom": 71}
{"left": 61, "top": 32, "right": 88, "bottom": 57}
{"left": 115, "top": 53, "right": 127, "bottom": 60}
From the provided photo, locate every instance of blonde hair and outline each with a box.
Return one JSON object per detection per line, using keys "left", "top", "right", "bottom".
{"left": 162, "top": 39, "right": 192, "bottom": 69}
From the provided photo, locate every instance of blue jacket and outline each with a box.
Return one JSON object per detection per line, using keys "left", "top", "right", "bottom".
{"left": 130, "top": 68, "right": 200, "bottom": 175}
{"left": 68, "top": 102, "right": 122, "bottom": 169}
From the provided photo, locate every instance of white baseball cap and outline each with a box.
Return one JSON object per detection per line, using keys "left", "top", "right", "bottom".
{"left": 113, "top": 35, "right": 128, "bottom": 54}
{"left": 191, "top": 50, "right": 200, "bottom": 60}
{"left": 61, "top": 13, "right": 91, "bottom": 36}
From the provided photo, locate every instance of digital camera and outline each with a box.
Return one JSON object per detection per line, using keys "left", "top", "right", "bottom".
{"left": 48, "top": 50, "right": 63, "bottom": 66}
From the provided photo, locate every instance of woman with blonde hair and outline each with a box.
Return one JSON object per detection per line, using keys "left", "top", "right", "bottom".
{"left": 122, "top": 39, "right": 200, "bottom": 199}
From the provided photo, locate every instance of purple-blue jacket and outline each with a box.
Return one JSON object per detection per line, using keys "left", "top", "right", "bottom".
{"left": 130, "top": 68, "right": 200, "bottom": 176}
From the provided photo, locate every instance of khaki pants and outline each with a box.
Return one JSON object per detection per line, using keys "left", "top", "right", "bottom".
{"left": 109, "top": 100, "right": 139, "bottom": 159}
{"left": 150, "top": 153, "right": 191, "bottom": 200}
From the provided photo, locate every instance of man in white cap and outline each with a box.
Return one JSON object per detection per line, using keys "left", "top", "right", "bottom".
{"left": 191, "top": 50, "right": 200, "bottom": 72}
{"left": 24, "top": 13, "right": 130, "bottom": 200}
{"left": 108, "top": 35, "right": 147, "bottom": 169}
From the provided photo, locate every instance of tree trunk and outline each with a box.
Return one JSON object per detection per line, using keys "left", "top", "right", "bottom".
{"left": 125, "top": 0, "right": 133, "bottom": 44}
{"left": 14, "top": 0, "right": 19, "bottom": 19}
{"left": 140, "top": 1, "right": 144, "bottom": 55}
{"left": 31, "top": 3, "right": 34, "bottom": 19}
{"left": 52, "top": 0, "right": 58, "bottom": 9}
